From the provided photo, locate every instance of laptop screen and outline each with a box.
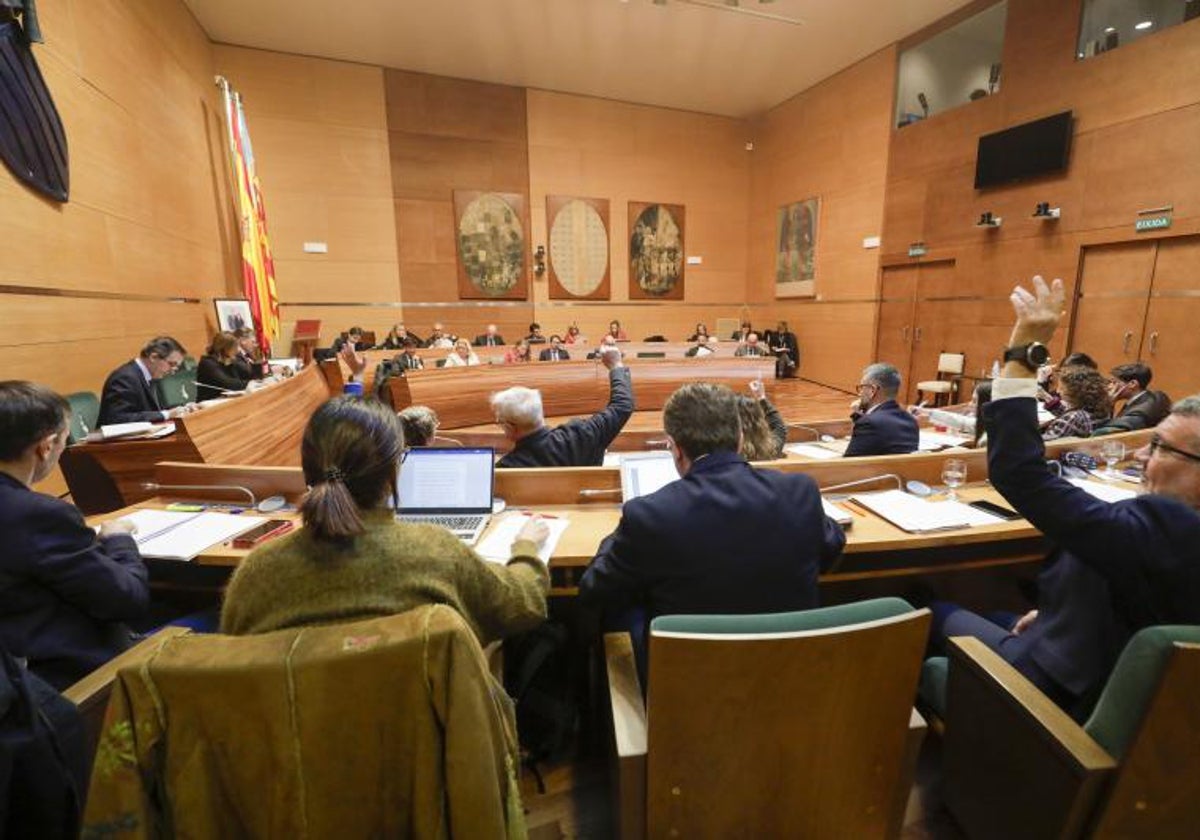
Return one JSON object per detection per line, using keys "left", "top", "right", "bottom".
{"left": 619, "top": 451, "right": 680, "bottom": 502}
{"left": 396, "top": 447, "right": 494, "bottom": 514}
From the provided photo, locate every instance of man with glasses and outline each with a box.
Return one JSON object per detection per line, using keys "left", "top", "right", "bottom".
{"left": 844, "top": 362, "right": 919, "bottom": 457}
{"left": 931, "top": 276, "right": 1200, "bottom": 717}
{"left": 99, "top": 335, "right": 196, "bottom": 425}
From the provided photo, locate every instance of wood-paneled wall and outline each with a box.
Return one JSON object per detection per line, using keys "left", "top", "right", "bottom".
{"left": 878, "top": 0, "right": 1200, "bottom": 397}
{"left": 0, "top": 0, "right": 236, "bottom": 494}
{"left": 746, "top": 48, "right": 897, "bottom": 390}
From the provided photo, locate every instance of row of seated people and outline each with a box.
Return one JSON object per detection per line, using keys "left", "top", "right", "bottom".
{"left": 3, "top": 275, "right": 1199, "bottom": 830}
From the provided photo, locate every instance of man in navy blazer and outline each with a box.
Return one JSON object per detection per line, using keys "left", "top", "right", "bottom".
{"left": 844, "top": 363, "right": 919, "bottom": 457}
{"left": 98, "top": 335, "right": 194, "bottom": 426}
{"left": 579, "top": 383, "right": 845, "bottom": 649}
{"left": 1093, "top": 361, "right": 1171, "bottom": 435}
{"left": 0, "top": 382, "right": 150, "bottom": 690}
{"left": 932, "top": 277, "right": 1200, "bottom": 716}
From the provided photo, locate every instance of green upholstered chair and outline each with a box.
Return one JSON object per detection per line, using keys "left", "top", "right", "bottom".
{"left": 604, "top": 598, "right": 931, "bottom": 839}
{"left": 939, "top": 626, "right": 1200, "bottom": 839}
{"left": 154, "top": 358, "right": 198, "bottom": 408}
{"left": 65, "top": 391, "right": 100, "bottom": 443}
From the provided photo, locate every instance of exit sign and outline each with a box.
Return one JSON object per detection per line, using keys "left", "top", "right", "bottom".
{"left": 1135, "top": 215, "right": 1172, "bottom": 232}
{"left": 908, "top": 243, "right": 927, "bottom": 257}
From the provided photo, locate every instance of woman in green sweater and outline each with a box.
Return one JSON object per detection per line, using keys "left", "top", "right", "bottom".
{"left": 220, "top": 397, "right": 549, "bottom": 642}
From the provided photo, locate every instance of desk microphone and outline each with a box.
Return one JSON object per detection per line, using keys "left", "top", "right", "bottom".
{"left": 578, "top": 488, "right": 622, "bottom": 498}
{"left": 792, "top": 424, "right": 834, "bottom": 443}
{"left": 194, "top": 381, "right": 238, "bottom": 394}
{"left": 142, "top": 482, "right": 257, "bottom": 507}
{"left": 819, "top": 474, "right": 905, "bottom": 495}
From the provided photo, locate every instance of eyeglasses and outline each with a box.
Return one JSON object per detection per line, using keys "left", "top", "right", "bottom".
{"left": 1148, "top": 434, "right": 1200, "bottom": 465}
{"left": 855, "top": 383, "right": 877, "bottom": 394}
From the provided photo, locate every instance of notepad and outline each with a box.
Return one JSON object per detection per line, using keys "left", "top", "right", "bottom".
{"left": 475, "top": 512, "right": 569, "bottom": 566}
{"left": 849, "top": 490, "right": 988, "bottom": 533}
{"left": 917, "top": 430, "right": 971, "bottom": 451}
{"left": 119, "top": 509, "right": 264, "bottom": 561}
{"left": 784, "top": 442, "right": 842, "bottom": 460}
{"left": 1067, "top": 478, "right": 1138, "bottom": 503}
{"left": 95, "top": 421, "right": 176, "bottom": 441}
{"left": 821, "top": 499, "right": 854, "bottom": 528}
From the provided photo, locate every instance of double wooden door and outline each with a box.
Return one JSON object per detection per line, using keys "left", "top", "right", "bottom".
{"left": 876, "top": 260, "right": 959, "bottom": 404}
{"left": 1071, "top": 236, "right": 1200, "bottom": 401}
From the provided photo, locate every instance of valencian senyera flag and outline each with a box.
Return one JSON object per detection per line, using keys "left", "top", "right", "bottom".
{"left": 217, "top": 75, "right": 279, "bottom": 356}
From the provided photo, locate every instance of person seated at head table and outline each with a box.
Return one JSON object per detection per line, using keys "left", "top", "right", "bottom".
{"left": 219, "top": 397, "right": 549, "bottom": 640}
{"left": 396, "top": 338, "right": 425, "bottom": 370}
{"left": 687, "top": 322, "right": 710, "bottom": 342}
{"left": 332, "top": 326, "right": 368, "bottom": 354}
{"left": 231, "top": 327, "right": 266, "bottom": 381}
{"left": 578, "top": 381, "right": 845, "bottom": 669}
{"left": 504, "top": 338, "right": 532, "bottom": 364}
{"left": 381, "top": 322, "right": 420, "bottom": 350}
{"left": 765, "top": 320, "right": 800, "bottom": 378}
{"left": 98, "top": 335, "right": 196, "bottom": 425}
{"left": 929, "top": 275, "right": 1200, "bottom": 718}
{"left": 1094, "top": 362, "right": 1172, "bottom": 435}
{"left": 738, "top": 379, "right": 787, "bottom": 461}
{"left": 196, "top": 332, "right": 250, "bottom": 401}
{"left": 472, "top": 324, "right": 506, "bottom": 347}
{"left": 731, "top": 320, "right": 753, "bottom": 341}
{"left": 537, "top": 335, "right": 570, "bottom": 362}
{"left": 733, "top": 332, "right": 769, "bottom": 357}
{"left": 564, "top": 324, "right": 583, "bottom": 345}
{"left": 0, "top": 381, "right": 150, "bottom": 690}
{"left": 524, "top": 322, "right": 546, "bottom": 345}
{"left": 424, "top": 323, "right": 454, "bottom": 350}
{"left": 586, "top": 334, "right": 621, "bottom": 360}
{"left": 1041, "top": 366, "right": 1111, "bottom": 441}
{"left": 398, "top": 405, "right": 440, "bottom": 448}
{"left": 493, "top": 346, "right": 633, "bottom": 468}
{"left": 444, "top": 338, "right": 480, "bottom": 368}
{"left": 684, "top": 334, "right": 715, "bottom": 358}
{"left": 844, "top": 362, "right": 919, "bottom": 457}
{"left": 606, "top": 319, "right": 629, "bottom": 342}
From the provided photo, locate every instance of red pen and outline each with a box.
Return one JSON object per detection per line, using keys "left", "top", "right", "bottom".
{"left": 519, "top": 510, "right": 560, "bottom": 519}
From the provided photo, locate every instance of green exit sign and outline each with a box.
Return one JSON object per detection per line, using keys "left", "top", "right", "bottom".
{"left": 908, "top": 244, "right": 927, "bottom": 257}
{"left": 1135, "top": 215, "right": 1172, "bottom": 232}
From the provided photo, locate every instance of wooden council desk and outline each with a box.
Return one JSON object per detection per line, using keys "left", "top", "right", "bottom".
{"left": 60, "top": 365, "right": 329, "bottom": 515}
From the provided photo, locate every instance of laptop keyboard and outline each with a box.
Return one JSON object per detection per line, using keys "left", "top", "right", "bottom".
{"left": 401, "top": 515, "right": 485, "bottom": 531}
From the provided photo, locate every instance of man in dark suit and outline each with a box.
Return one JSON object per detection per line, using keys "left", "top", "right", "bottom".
{"left": 98, "top": 336, "right": 194, "bottom": 426}
{"left": 0, "top": 382, "right": 150, "bottom": 690}
{"left": 231, "top": 327, "right": 266, "bottom": 382}
{"left": 764, "top": 320, "right": 800, "bottom": 378}
{"left": 493, "top": 345, "right": 632, "bottom": 467}
{"left": 472, "top": 324, "right": 506, "bottom": 347}
{"left": 844, "top": 363, "right": 919, "bottom": 457}
{"left": 537, "top": 335, "right": 570, "bottom": 362}
{"left": 1093, "top": 362, "right": 1171, "bottom": 435}
{"left": 579, "top": 382, "right": 845, "bottom": 662}
{"left": 396, "top": 339, "right": 424, "bottom": 370}
{"left": 932, "top": 276, "right": 1200, "bottom": 716}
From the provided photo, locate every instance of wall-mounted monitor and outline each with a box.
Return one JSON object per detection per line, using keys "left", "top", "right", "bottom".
{"left": 974, "top": 111, "right": 1073, "bottom": 189}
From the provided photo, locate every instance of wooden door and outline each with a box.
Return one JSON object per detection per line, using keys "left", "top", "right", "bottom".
{"left": 908, "top": 262, "right": 957, "bottom": 403}
{"left": 1143, "top": 236, "right": 1200, "bottom": 399}
{"left": 876, "top": 265, "right": 918, "bottom": 388}
{"left": 1070, "top": 241, "right": 1156, "bottom": 371}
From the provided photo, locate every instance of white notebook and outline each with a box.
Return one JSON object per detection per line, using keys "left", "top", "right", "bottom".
{"left": 118, "top": 509, "right": 264, "bottom": 561}
{"left": 475, "top": 512, "right": 569, "bottom": 566}
{"left": 848, "top": 490, "right": 1001, "bottom": 533}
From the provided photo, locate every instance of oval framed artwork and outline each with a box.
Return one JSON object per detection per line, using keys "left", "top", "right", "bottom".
{"left": 453, "top": 190, "right": 529, "bottom": 300}
{"left": 628, "top": 201, "right": 685, "bottom": 300}
{"left": 547, "top": 195, "right": 610, "bottom": 300}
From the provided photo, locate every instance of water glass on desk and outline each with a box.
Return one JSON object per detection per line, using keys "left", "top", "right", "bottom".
{"left": 1100, "top": 439, "right": 1126, "bottom": 477}
{"left": 942, "top": 458, "right": 966, "bottom": 502}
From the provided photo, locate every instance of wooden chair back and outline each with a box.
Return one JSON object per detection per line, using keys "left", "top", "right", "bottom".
{"left": 642, "top": 608, "right": 930, "bottom": 837}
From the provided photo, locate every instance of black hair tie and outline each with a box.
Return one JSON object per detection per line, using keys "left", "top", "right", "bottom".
{"left": 323, "top": 466, "right": 345, "bottom": 483}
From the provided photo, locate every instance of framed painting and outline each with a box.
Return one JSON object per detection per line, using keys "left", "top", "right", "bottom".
{"left": 453, "top": 190, "right": 529, "bottom": 300}
{"left": 214, "top": 298, "right": 253, "bottom": 333}
{"left": 775, "top": 197, "right": 819, "bottom": 298}
{"left": 547, "top": 195, "right": 610, "bottom": 300}
{"left": 628, "top": 201, "right": 685, "bottom": 300}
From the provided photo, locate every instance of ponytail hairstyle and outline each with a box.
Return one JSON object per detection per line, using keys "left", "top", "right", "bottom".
{"left": 299, "top": 397, "right": 405, "bottom": 542}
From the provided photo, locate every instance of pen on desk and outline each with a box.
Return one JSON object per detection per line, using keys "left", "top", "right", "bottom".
{"left": 837, "top": 498, "right": 873, "bottom": 518}
{"left": 520, "top": 510, "right": 560, "bottom": 519}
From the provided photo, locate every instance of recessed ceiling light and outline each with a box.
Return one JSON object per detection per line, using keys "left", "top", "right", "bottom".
{"left": 1135, "top": 20, "right": 1153, "bottom": 30}
{"left": 1104, "top": 26, "right": 1116, "bottom": 33}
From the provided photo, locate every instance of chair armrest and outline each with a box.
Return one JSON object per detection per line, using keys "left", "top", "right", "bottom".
{"left": 942, "top": 637, "right": 1116, "bottom": 840}
{"left": 604, "top": 632, "right": 647, "bottom": 840}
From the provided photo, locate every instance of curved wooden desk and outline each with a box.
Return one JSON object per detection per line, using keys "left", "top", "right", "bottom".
{"left": 60, "top": 365, "right": 328, "bottom": 514}
{"left": 385, "top": 356, "right": 776, "bottom": 428}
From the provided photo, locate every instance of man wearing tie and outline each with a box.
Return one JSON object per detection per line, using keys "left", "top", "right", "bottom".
{"left": 472, "top": 324, "right": 506, "bottom": 347}
{"left": 538, "top": 335, "right": 570, "bottom": 362}
{"left": 98, "top": 336, "right": 195, "bottom": 425}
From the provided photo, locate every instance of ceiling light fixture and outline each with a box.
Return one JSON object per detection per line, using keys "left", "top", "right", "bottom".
{"left": 1104, "top": 26, "right": 1116, "bottom": 33}
{"left": 661, "top": 0, "right": 804, "bottom": 26}
{"left": 1134, "top": 20, "right": 1153, "bottom": 30}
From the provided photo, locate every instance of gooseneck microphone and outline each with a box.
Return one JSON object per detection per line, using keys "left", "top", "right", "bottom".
{"left": 141, "top": 482, "right": 257, "bottom": 507}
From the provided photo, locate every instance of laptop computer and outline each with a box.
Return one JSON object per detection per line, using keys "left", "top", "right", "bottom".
{"left": 395, "top": 447, "right": 495, "bottom": 544}
{"left": 619, "top": 451, "right": 680, "bottom": 502}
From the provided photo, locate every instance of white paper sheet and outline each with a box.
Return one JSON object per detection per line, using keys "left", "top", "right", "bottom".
{"left": 475, "top": 512, "right": 569, "bottom": 566}
{"left": 122, "top": 510, "right": 265, "bottom": 561}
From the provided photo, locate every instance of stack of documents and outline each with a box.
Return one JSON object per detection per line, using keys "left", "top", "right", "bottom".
{"left": 917, "top": 430, "right": 971, "bottom": 451}
{"left": 117, "top": 509, "right": 264, "bottom": 561}
{"left": 93, "top": 422, "right": 176, "bottom": 441}
{"left": 784, "top": 442, "right": 842, "bottom": 460}
{"left": 848, "top": 490, "right": 1008, "bottom": 533}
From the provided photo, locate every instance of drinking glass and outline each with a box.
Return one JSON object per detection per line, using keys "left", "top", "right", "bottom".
{"left": 1100, "top": 439, "right": 1126, "bottom": 477}
{"left": 942, "top": 458, "right": 967, "bottom": 502}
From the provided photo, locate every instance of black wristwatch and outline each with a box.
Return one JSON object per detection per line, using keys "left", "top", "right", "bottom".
{"left": 1002, "top": 342, "right": 1050, "bottom": 372}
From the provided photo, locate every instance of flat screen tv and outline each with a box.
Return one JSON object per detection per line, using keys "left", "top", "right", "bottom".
{"left": 974, "top": 111, "right": 1073, "bottom": 189}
